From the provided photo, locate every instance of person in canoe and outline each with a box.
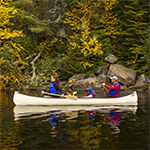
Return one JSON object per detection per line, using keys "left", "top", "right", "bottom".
{"left": 66, "top": 89, "right": 77, "bottom": 96}
{"left": 41, "top": 76, "right": 64, "bottom": 97}
{"left": 66, "top": 89, "right": 73, "bottom": 96}
{"left": 86, "top": 88, "right": 96, "bottom": 98}
{"left": 102, "top": 76, "right": 121, "bottom": 97}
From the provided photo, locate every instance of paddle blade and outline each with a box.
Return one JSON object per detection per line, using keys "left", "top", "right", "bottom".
{"left": 73, "top": 91, "right": 77, "bottom": 96}
{"left": 64, "top": 95, "right": 78, "bottom": 101}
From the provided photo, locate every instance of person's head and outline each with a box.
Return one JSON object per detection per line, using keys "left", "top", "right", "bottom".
{"left": 110, "top": 76, "right": 118, "bottom": 83}
{"left": 67, "top": 89, "right": 73, "bottom": 95}
{"left": 51, "top": 76, "right": 59, "bottom": 83}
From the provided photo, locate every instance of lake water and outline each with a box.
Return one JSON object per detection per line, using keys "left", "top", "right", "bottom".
{"left": 0, "top": 90, "right": 149, "bottom": 150}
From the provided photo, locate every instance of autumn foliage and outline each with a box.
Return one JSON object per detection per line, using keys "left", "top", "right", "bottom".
{"left": 0, "top": 0, "right": 149, "bottom": 89}
{"left": 0, "top": 0, "right": 25, "bottom": 90}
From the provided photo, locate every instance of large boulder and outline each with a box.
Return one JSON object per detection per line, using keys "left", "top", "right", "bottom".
{"left": 95, "top": 65, "right": 109, "bottom": 75}
{"left": 72, "top": 78, "right": 103, "bottom": 91}
{"left": 103, "top": 54, "right": 118, "bottom": 64}
{"left": 136, "top": 74, "right": 150, "bottom": 85}
{"left": 129, "top": 74, "right": 150, "bottom": 90}
{"left": 88, "top": 73, "right": 96, "bottom": 78}
{"left": 107, "top": 64, "right": 136, "bottom": 86}
{"left": 67, "top": 74, "right": 86, "bottom": 87}
{"left": 98, "top": 74, "right": 108, "bottom": 84}
{"left": 68, "top": 74, "right": 86, "bottom": 81}
{"left": 59, "top": 81, "right": 67, "bottom": 87}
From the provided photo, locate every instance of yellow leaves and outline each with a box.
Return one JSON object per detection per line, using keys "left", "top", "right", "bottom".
{"left": 0, "top": 75, "right": 7, "bottom": 90}
{"left": 0, "top": 0, "right": 25, "bottom": 89}
{"left": 38, "top": 37, "right": 58, "bottom": 53}
{"left": 0, "top": 0, "right": 25, "bottom": 65}
{"left": 65, "top": 4, "right": 103, "bottom": 67}
{"left": 50, "top": 37, "right": 58, "bottom": 45}
{"left": 0, "top": 65, "right": 23, "bottom": 90}
{"left": 63, "top": 0, "right": 94, "bottom": 32}
{"left": 70, "top": 42, "right": 77, "bottom": 49}
{"left": 80, "top": 32, "right": 103, "bottom": 58}
{"left": 0, "top": 57, "right": 4, "bottom": 64}
{"left": 102, "top": 0, "right": 117, "bottom": 9}
{"left": 81, "top": 61, "right": 94, "bottom": 68}
{"left": 0, "top": 1, "right": 17, "bottom": 28}
{"left": 88, "top": 37, "right": 97, "bottom": 46}
{"left": 64, "top": 11, "right": 74, "bottom": 17}
{"left": 97, "top": 0, "right": 122, "bottom": 38}
{"left": 0, "top": 28, "right": 24, "bottom": 40}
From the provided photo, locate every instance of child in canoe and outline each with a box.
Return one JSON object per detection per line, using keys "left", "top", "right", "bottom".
{"left": 66, "top": 89, "right": 77, "bottom": 96}
{"left": 86, "top": 88, "right": 96, "bottom": 98}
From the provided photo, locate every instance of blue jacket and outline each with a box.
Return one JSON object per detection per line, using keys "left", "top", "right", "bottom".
{"left": 109, "top": 82, "right": 121, "bottom": 96}
{"left": 49, "top": 82, "right": 59, "bottom": 96}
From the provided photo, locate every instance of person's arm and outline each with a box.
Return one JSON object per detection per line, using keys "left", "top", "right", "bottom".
{"left": 86, "top": 92, "right": 89, "bottom": 96}
{"left": 54, "top": 83, "right": 63, "bottom": 94}
{"left": 104, "top": 84, "right": 118, "bottom": 91}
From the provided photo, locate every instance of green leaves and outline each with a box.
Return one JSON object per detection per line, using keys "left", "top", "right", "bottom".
{"left": 35, "top": 53, "right": 67, "bottom": 85}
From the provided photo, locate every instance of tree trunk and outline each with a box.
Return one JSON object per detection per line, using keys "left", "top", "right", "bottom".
{"left": 30, "top": 50, "right": 43, "bottom": 82}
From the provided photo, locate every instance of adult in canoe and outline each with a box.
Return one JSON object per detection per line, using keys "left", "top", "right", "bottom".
{"left": 102, "top": 76, "right": 121, "bottom": 97}
{"left": 86, "top": 88, "right": 96, "bottom": 98}
{"left": 41, "top": 76, "right": 64, "bottom": 97}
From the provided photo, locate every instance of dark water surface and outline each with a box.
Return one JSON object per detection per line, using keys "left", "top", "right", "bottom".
{"left": 0, "top": 90, "right": 149, "bottom": 150}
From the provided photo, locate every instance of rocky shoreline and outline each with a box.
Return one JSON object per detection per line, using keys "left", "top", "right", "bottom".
{"left": 8, "top": 54, "right": 150, "bottom": 93}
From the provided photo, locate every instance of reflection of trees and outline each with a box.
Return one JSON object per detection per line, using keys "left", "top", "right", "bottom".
{"left": 103, "top": 138, "right": 124, "bottom": 149}
{"left": 0, "top": 91, "right": 23, "bottom": 149}
{"left": 65, "top": 112, "right": 109, "bottom": 149}
{"left": 116, "top": 109, "right": 149, "bottom": 149}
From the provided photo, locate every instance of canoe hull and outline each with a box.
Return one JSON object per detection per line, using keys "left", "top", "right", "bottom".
{"left": 13, "top": 91, "right": 138, "bottom": 106}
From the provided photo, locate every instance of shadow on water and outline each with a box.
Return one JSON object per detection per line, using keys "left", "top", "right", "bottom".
{"left": 0, "top": 90, "right": 149, "bottom": 150}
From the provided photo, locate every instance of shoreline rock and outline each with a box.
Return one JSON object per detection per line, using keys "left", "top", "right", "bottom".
{"left": 107, "top": 64, "right": 136, "bottom": 86}
{"left": 64, "top": 54, "right": 149, "bottom": 92}
{"left": 129, "top": 74, "right": 150, "bottom": 91}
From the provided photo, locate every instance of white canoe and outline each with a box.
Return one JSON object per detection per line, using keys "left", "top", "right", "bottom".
{"left": 13, "top": 91, "right": 138, "bottom": 106}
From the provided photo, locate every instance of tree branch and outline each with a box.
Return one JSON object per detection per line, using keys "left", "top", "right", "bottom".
{"left": 14, "top": 53, "right": 38, "bottom": 64}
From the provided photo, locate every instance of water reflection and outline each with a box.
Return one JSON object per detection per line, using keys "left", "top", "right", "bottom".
{"left": 13, "top": 105, "right": 137, "bottom": 141}
{"left": 43, "top": 110, "right": 79, "bottom": 137}
{"left": 102, "top": 108, "right": 121, "bottom": 135}
{"left": 87, "top": 110, "right": 97, "bottom": 121}
{"left": 13, "top": 105, "right": 137, "bottom": 121}
{"left": 87, "top": 110, "right": 97, "bottom": 127}
{"left": 1, "top": 91, "right": 149, "bottom": 150}
{"left": 47, "top": 111, "right": 65, "bottom": 137}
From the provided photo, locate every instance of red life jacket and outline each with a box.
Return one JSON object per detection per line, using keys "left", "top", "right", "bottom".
{"left": 86, "top": 92, "right": 96, "bottom": 98}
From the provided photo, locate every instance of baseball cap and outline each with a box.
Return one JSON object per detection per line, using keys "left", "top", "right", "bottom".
{"left": 110, "top": 76, "right": 118, "bottom": 81}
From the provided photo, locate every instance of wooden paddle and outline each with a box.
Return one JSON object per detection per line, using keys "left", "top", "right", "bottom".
{"left": 41, "top": 91, "right": 78, "bottom": 101}
{"left": 102, "top": 83, "right": 110, "bottom": 95}
{"left": 73, "top": 91, "right": 77, "bottom": 96}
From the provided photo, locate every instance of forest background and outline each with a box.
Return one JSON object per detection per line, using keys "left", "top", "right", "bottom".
{"left": 0, "top": 0, "right": 149, "bottom": 90}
